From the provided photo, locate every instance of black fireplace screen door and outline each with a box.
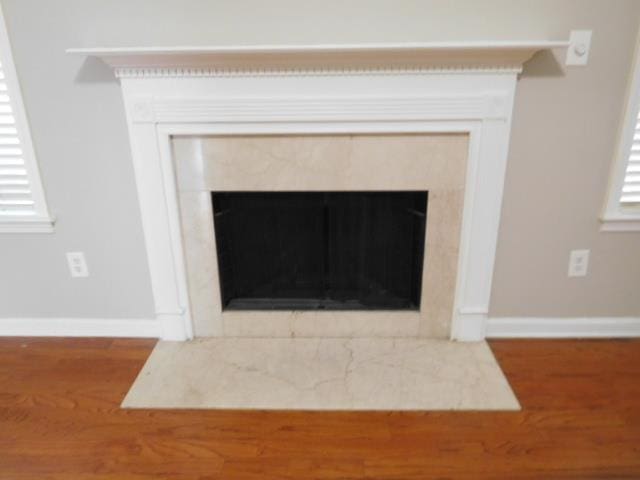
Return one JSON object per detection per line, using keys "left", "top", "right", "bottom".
{"left": 212, "top": 191, "right": 427, "bottom": 311}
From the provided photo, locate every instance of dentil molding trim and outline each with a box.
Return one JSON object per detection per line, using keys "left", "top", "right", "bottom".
{"left": 112, "top": 67, "right": 525, "bottom": 78}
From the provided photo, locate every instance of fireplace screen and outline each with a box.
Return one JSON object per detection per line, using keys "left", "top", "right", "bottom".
{"left": 211, "top": 191, "right": 427, "bottom": 310}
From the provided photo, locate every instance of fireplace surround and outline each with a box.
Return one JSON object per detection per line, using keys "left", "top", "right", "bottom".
{"left": 174, "top": 133, "right": 467, "bottom": 338}
{"left": 71, "top": 41, "right": 572, "bottom": 340}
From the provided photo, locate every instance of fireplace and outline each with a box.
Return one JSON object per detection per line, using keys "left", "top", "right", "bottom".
{"left": 212, "top": 191, "right": 428, "bottom": 311}
{"left": 74, "top": 41, "right": 565, "bottom": 339}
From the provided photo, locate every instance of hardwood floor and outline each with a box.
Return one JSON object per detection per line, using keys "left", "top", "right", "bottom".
{"left": 0, "top": 338, "right": 639, "bottom": 479}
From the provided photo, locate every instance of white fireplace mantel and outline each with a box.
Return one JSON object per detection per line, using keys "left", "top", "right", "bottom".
{"left": 68, "top": 41, "right": 570, "bottom": 76}
{"left": 69, "top": 41, "right": 571, "bottom": 341}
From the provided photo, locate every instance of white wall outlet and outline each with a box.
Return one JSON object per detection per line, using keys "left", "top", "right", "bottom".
{"left": 568, "top": 249, "right": 590, "bottom": 277}
{"left": 66, "top": 251, "right": 89, "bottom": 278}
{"left": 566, "top": 30, "right": 592, "bottom": 66}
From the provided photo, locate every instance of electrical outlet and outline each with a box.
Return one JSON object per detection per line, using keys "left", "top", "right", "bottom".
{"left": 568, "top": 249, "right": 589, "bottom": 277}
{"left": 66, "top": 251, "right": 89, "bottom": 278}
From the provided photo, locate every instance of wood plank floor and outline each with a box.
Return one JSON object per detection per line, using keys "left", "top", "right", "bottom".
{"left": 0, "top": 338, "right": 639, "bottom": 479}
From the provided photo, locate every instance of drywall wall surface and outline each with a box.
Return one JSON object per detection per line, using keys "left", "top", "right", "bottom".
{"left": 0, "top": 0, "right": 638, "bottom": 319}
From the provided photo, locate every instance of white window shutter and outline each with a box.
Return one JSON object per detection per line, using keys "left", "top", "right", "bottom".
{"left": 0, "top": 62, "right": 35, "bottom": 216}
{"left": 621, "top": 114, "right": 640, "bottom": 204}
{"left": 0, "top": 4, "right": 52, "bottom": 232}
{"left": 602, "top": 28, "right": 640, "bottom": 231}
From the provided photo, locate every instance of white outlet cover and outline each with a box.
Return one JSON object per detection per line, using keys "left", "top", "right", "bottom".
{"left": 566, "top": 30, "right": 592, "bottom": 66}
{"left": 66, "top": 251, "right": 89, "bottom": 278}
{"left": 568, "top": 249, "right": 590, "bottom": 277}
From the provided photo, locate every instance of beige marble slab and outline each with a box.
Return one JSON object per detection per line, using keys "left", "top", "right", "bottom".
{"left": 122, "top": 338, "right": 520, "bottom": 411}
{"left": 173, "top": 134, "right": 468, "bottom": 338}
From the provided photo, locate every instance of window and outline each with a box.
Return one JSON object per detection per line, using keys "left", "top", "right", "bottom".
{"left": 0, "top": 5, "right": 52, "bottom": 232}
{"left": 602, "top": 30, "right": 640, "bottom": 231}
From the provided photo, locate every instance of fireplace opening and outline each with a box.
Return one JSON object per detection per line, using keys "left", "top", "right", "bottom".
{"left": 211, "top": 191, "right": 427, "bottom": 310}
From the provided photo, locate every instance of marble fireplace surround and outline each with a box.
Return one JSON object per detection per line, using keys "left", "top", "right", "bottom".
{"left": 71, "top": 42, "right": 571, "bottom": 341}
{"left": 173, "top": 134, "right": 467, "bottom": 338}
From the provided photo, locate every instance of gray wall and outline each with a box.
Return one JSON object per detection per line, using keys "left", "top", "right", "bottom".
{"left": 0, "top": 0, "right": 638, "bottom": 320}
{"left": 492, "top": 4, "right": 640, "bottom": 317}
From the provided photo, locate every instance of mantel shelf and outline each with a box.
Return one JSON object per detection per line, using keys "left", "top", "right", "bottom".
{"left": 67, "top": 41, "right": 570, "bottom": 75}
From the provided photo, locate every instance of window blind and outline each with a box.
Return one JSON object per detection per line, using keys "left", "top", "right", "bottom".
{"left": 621, "top": 111, "right": 640, "bottom": 205}
{"left": 0, "top": 61, "right": 35, "bottom": 217}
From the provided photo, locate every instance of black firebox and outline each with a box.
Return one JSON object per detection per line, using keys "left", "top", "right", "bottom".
{"left": 211, "top": 191, "right": 427, "bottom": 310}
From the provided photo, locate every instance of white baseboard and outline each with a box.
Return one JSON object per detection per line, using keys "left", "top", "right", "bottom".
{"left": 486, "top": 317, "right": 640, "bottom": 338}
{"left": 3, "top": 316, "right": 639, "bottom": 340}
{"left": 0, "top": 317, "right": 162, "bottom": 338}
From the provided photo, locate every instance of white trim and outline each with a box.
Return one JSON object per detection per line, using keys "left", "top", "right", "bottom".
{"left": 599, "top": 214, "right": 640, "bottom": 232}
{"left": 122, "top": 82, "right": 516, "bottom": 342}
{"left": 454, "top": 309, "right": 488, "bottom": 341}
{"left": 67, "top": 41, "right": 569, "bottom": 76}
{"left": 142, "top": 95, "right": 510, "bottom": 123}
{"left": 0, "top": 216, "right": 54, "bottom": 233}
{"left": 5, "top": 316, "right": 639, "bottom": 340}
{"left": 601, "top": 27, "right": 640, "bottom": 230}
{"left": 0, "top": 317, "right": 161, "bottom": 338}
{"left": 487, "top": 317, "right": 640, "bottom": 338}
{"left": 0, "top": 4, "right": 53, "bottom": 232}
{"left": 67, "top": 41, "right": 570, "bottom": 54}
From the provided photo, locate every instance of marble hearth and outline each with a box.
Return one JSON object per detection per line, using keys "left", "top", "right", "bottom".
{"left": 173, "top": 133, "right": 467, "bottom": 338}
{"left": 123, "top": 337, "right": 520, "bottom": 410}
